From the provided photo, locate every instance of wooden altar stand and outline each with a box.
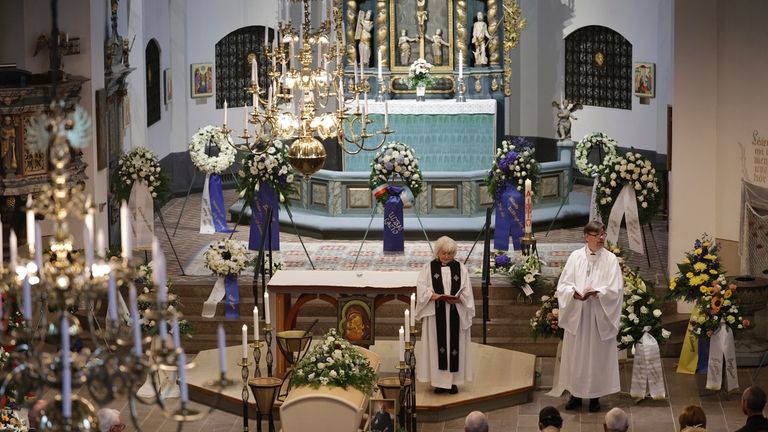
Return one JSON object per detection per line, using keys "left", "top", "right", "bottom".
{"left": 267, "top": 270, "right": 419, "bottom": 375}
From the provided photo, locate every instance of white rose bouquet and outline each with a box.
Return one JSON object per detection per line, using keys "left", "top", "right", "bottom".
{"left": 595, "top": 152, "right": 661, "bottom": 225}
{"left": 204, "top": 239, "right": 252, "bottom": 277}
{"left": 405, "top": 58, "right": 434, "bottom": 88}
{"left": 135, "top": 262, "right": 193, "bottom": 338}
{"left": 112, "top": 146, "right": 168, "bottom": 205}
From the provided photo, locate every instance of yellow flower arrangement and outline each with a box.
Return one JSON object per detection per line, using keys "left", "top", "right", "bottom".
{"left": 668, "top": 234, "right": 723, "bottom": 302}
{"left": 688, "top": 275, "right": 749, "bottom": 339}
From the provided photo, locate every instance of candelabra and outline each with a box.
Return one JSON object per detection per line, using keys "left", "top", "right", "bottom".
{"left": 239, "top": 0, "right": 393, "bottom": 178}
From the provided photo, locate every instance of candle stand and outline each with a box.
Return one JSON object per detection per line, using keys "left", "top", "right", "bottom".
{"left": 239, "top": 357, "right": 253, "bottom": 432}
{"left": 275, "top": 330, "right": 313, "bottom": 400}
{"left": 376, "top": 78, "right": 386, "bottom": 102}
{"left": 455, "top": 77, "right": 466, "bottom": 102}
{"left": 248, "top": 377, "right": 283, "bottom": 432}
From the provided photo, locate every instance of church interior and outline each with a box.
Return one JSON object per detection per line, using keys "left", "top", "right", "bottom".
{"left": 1, "top": 0, "right": 768, "bottom": 431}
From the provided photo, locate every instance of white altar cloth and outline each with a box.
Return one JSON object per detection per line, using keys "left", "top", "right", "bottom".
{"left": 346, "top": 99, "right": 497, "bottom": 115}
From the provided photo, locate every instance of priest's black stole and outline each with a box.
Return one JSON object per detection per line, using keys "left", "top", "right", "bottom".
{"left": 430, "top": 259, "right": 461, "bottom": 372}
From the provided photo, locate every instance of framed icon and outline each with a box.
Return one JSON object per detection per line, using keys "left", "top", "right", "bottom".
{"left": 190, "top": 63, "right": 214, "bottom": 98}
{"left": 337, "top": 295, "right": 375, "bottom": 346}
{"left": 633, "top": 62, "right": 655, "bottom": 98}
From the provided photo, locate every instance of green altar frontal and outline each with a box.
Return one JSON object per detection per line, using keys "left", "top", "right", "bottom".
{"left": 342, "top": 99, "right": 497, "bottom": 172}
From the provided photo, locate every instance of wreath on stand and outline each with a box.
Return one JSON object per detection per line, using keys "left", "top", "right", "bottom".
{"left": 575, "top": 132, "right": 618, "bottom": 177}
{"left": 111, "top": 146, "right": 169, "bottom": 205}
{"left": 369, "top": 142, "right": 423, "bottom": 203}
{"left": 237, "top": 139, "right": 297, "bottom": 205}
{"left": 486, "top": 137, "right": 541, "bottom": 199}
{"left": 595, "top": 152, "right": 661, "bottom": 226}
{"left": 189, "top": 125, "right": 237, "bottom": 174}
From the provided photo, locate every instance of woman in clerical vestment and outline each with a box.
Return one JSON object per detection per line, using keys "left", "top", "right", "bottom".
{"left": 414, "top": 236, "right": 475, "bottom": 394}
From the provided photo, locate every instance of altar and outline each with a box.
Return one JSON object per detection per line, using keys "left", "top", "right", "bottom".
{"left": 343, "top": 99, "right": 497, "bottom": 172}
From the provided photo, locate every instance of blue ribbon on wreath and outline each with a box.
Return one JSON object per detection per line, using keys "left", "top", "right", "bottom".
{"left": 224, "top": 273, "right": 239, "bottom": 318}
{"left": 208, "top": 174, "right": 235, "bottom": 233}
{"left": 383, "top": 185, "right": 405, "bottom": 253}
{"left": 494, "top": 184, "right": 525, "bottom": 251}
{"left": 249, "top": 182, "right": 281, "bottom": 251}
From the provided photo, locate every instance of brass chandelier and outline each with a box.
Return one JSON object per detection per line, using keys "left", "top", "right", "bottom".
{"left": 240, "top": 0, "right": 393, "bottom": 178}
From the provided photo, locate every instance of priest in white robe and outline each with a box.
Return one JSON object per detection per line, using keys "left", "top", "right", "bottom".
{"left": 415, "top": 236, "right": 475, "bottom": 394}
{"left": 556, "top": 221, "right": 623, "bottom": 412}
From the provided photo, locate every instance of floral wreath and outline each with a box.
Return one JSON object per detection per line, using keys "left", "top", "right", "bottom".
{"left": 237, "top": 139, "right": 297, "bottom": 205}
{"left": 486, "top": 137, "right": 541, "bottom": 200}
{"left": 618, "top": 269, "right": 670, "bottom": 351}
{"left": 595, "top": 152, "right": 660, "bottom": 226}
{"left": 687, "top": 275, "right": 749, "bottom": 339}
{"left": 189, "top": 125, "right": 237, "bottom": 174}
{"left": 111, "top": 146, "right": 169, "bottom": 205}
{"left": 575, "top": 132, "right": 618, "bottom": 177}
{"left": 369, "top": 142, "right": 423, "bottom": 204}
{"left": 204, "top": 239, "right": 252, "bottom": 277}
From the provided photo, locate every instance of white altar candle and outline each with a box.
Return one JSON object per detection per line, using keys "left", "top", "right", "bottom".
{"left": 96, "top": 228, "right": 106, "bottom": 257}
{"left": 524, "top": 179, "right": 533, "bottom": 234}
{"left": 398, "top": 326, "right": 405, "bottom": 362}
{"left": 353, "top": 60, "right": 359, "bottom": 84}
{"left": 360, "top": 57, "right": 365, "bottom": 84}
{"left": 62, "top": 314, "right": 72, "bottom": 418}
{"left": 410, "top": 293, "right": 416, "bottom": 326}
{"left": 384, "top": 101, "right": 389, "bottom": 128}
{"left": 178, "top": 351, "right": 189, "bottom": 402}
{"left": 34, "top": 223, "right": 42, "bottom": 270}
{"left": 223, "top": 100, "right": 228, "bottom": 125}
{"left": 22, "top": 276, "right": 31, "bottom": 321}
{"left": 129, "top": 284, "right": 142, "bottom": 356}
{"left": 404, "top": 310, "right": 410, "bottom": 343}
{"left": 10, "top": 230, "right": 17, "bottom": 270}
{"left": 264, "top": 291, "right": 271, "bottom": 325}
{"left": 251, "top": 57, "right": 258, "bottom": 82}
{"left": 242, "top": 324, "right": 249, "bottom": 359}
{"left": 172, "top": 316, "right": 182, "bottom": 349}
{"left": 107, "top": 271, "right": 118, "bottom": 322}
{"left": 253, "top": 306, "right": 259, "bottom": 341}
{"left": 377, "top": 50, "right": 383, "bottom": 80}
{"left": 459, "top": 50, "right": 463, "bottom": 79}
{"left": 120, "top": 201, "right": 132, "bottom": 260}
{"left": 217, "top": 323, "right": 228, "bottom": 374}
{"left": 26, "top": 195, "right": 34, "bottom": 255}
{"left": 244, "top": 102, "right": 250, "bottom": 130}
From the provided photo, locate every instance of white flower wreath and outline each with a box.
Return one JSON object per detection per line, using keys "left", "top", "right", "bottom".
{"left": 189, "top": 125, "right": 237, "bottom": 174}
{"left": 204, "top": 239, "right": 252, "bottom": 277}
{"left": 368, "top": 142, "right": 423, "bottom": 203}
{"left": 575, "top": 132, "right": 618, "bottom": 177}
{"left": 595, "top": 152, "right": 660, "bottom": 225}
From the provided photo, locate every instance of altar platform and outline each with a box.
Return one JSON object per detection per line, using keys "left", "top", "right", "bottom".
{"left": 186, "top": 341, "right": 535, "bottom": 423}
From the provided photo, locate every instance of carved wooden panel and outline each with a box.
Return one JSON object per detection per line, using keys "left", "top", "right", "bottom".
{"left": 215, "top": 26, "right": 274, "bottom": 109}
{"left": 564, "top": 25, "right": 632, "bottom": 110}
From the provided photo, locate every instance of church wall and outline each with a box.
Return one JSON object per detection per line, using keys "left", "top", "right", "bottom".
{"left": 0, "top": 1, "right": 25, "bottom": 68}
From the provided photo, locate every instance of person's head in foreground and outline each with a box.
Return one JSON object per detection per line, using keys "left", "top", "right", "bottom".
{"left": 539, "top": 406, "right": 563, "bottom": 431}
{"left": 679, "top": 405, "right": 706, "bottom": 431}
{"left": 604, "top": 407, "right": 629, "bottom": 432}
{"left": 465, "top": 410, "right": 489, "bottom": 432}
{"left": 98, "top": 408, "right": 125, "bottom": 432}
{"left": 742, "top": 385, "right": 767, "bottom": 416}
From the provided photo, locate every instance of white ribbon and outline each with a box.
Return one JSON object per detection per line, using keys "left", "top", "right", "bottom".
{"left": 129, "top": 180, "right": 155, "bottom": 250}
{"left": 199, "top": 174, "right": 215, "bottom": 234}
{"left": 606, "top": 184, "right": 644, "bottom": 254}
{"left": 201, "top": 276, "right": 226, "bottom": 318}
{"left": 546, "top": 340, "right": 567, "bottom": 397}
{"left": 589, "top": 176, "right": 600, "bottom": 222}
{"left": 706, "top": 322, "right": 739, "bottom": 391}
{"left": 630, "top": 330, "right": 666, "bottom": 399}
{"left": 137, "top": 368, "right": 180, "bottom": 400}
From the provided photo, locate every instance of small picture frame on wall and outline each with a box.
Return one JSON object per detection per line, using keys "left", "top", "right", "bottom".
{"left": 337, "top": 295, "right": 375, "bottom": 346}
{"left": 633, "top": 62, "right": 655, "bottom": 98}
{"left": 164, "top": 68, "right": 172, "bottom": 104}
{"left": 190, "top": 63, "right": 213, "bottom": 98}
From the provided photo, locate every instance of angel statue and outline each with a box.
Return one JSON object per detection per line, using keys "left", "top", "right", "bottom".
{"left": 552, "top": 99, "right": 583, "bottom": 141}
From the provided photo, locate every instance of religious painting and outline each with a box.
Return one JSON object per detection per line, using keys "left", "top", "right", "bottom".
{"left": 190, "top": 62, "right": 214, "bottom": 98}
{"left": 634, "top": 62, "right": 655, "bottom": 98}
{"left": 388, "top": 0, "right": 454, "bottom": 72}
{"left": 337, "top": 295, "right": 375, "bottom": 346}
{"left": 164, "top": 68, "right": 173, "bottom": 105}
{"left": 369, "top": 398, "right": 397, "bottom": 432}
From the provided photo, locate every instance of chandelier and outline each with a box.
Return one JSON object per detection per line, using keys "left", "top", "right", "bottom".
{"left": 0, "top": 1, "right": 208, "bottom": 430}
{"left": 240, "top": 0, "right": 393, "bottom": 178}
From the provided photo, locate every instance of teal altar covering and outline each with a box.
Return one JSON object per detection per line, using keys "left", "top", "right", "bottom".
{"left": 342, "top": 99, "right": 497, "bottom": 172}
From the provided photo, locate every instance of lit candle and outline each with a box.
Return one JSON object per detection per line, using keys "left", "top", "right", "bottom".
{"left": 242, "top": 324, "right": 248, "bottom": 359}
{"left": 22, "top": 276, "right": 31, "bottom": 321}
{"left": 129, "top": 284, "right": 142, "bottom": 356}
{"left": 62, "top": 314, "right": 72, "bottom": 418}
{"left": 223, "top": 100, "right": 228, "bottom": 125}
{"left": 217, "top": 323, "right": 228, "bottom": 375}
{"left": 26, "top": 195, "right": 34, "bottom": 255}
{"left": 459, "top": 50, "right": 463, "bottom": 80}
{"left": 178, "top": 351, "right": 189, "bottom": 402}
{"left": 108, "top": 271, "right": 118, "bottom": 322}
{"left": 172, "top": 316, "right": 182, "bottom": 348}
{"left": 120, "top": 201, "right": 132, "bottom": 260}
{"left": 384, "top": 101, "right": 389, "bottom": 128}
{"left": 524, "top": 179, "right": 533, "bottom": 234}
{"left": 264, "top": 291, "right": 271, "bottom": 325}
{"left": 10, "top": 230, "right": 17, "bottom": 270}
{"left": 398, "top": 326, "right": 405, "bottom": 362}
{"left": 410, "top": 293, "right": 416, "bottom": 326}
{"left": 377, "top": 50, "right": 383, "bottom": 80}
{"left": 34, "top": 222, "right": 42, "bottom": 270}
{"left": 404, "top": 310, "right": 410, "bottom": 343}
{"left": 253, "top": 306, "right": 259, "bottom": 341}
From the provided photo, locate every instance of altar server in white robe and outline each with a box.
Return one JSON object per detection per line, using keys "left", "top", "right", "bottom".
{"left": 415, "top": 236, "right": 475, "bottom": 394}
{"left": 556, "top": 221, "right": 623, "bottom": 412}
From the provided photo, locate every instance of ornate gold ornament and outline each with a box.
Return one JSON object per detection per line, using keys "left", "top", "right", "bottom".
{"left": 487, "top": 0, "right": 500, "bottom": 66}
{"left": 502, "top": 0, "right": 526, "bottom": 96}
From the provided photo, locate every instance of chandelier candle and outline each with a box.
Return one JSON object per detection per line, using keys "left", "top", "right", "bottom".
{"left": 107, "top": 272, "right": 118, "bottom": 322}
{"left": 83, "top": 215, "right": 94, "bottom": 270}
{"left": 96, "top": 229, "right": 106, "bottom": 257}
{"left": 178, "top": 351, "right": 189, "bottom": 403}
{"left": 34, "top": 222, "right": 42, "bottom": 270}
{"left": 9, "top": 230, "right": 16, "bottom": 269}
{"left": 26, "top": 195, "right": 34, "bottom": 254}
{"left": 253, "top": 306, "right": 259, "bottom": 341}
{"left": 129, "top": 284, "right": 142, "bottom": 356}
{"left": 120, "top": 201, "right": 132, "bottom": 260}
{"left": 62, "top": 315, "right": 72, "bottom": 418}
{"left": 404, "top": 310, "right": 410, "bottom": 343}
{"left": 217, "top": 323, "right": 228, "bottom": 375}
{"left": 22, "top": 276, "right": 31, "bottom": 321}
{"left": 264, "top": 291, "right": 271, "bottom": 325}
{"left": 172, "top": 317, "right": 181, "bottom": 348}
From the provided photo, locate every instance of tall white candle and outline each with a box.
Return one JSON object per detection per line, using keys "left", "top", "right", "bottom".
{"left": 253, "top": 306, "right": 259, "bottom": 341}
{"left": 242, "top": 324, "right": 248, "bottom": 359}
{"left": 244, "top": 103, "right": 249, "bottom": 130}
{"left": 178, "top": 351, "right": 189, "bottom": 402}
{"left": 129, "top": 284, "right": 142, "bottom": 356}
{"left": 22, "top": 276, "right": 31, "bottom": 321}
{"left": 83, "top": 219, "right": 93, "bottom": 271}
{"left": 34, "top": 223, "right": 42, "bottom": 270}
{"left": 524, "top": 179, "right": 533, "bottom": 234}
{"left": 459, "top": 50, "right": 463, "bottom": 79}
{"left": 62, "top": 314, "right": 72, "bottom": 418}
{"left": 398, "top": 326, "right": 405, "bottom": 362}
{"left": 107, "top": 271, "right": 118, "bottom": 322}
{"left": 223, "top": 100, "right": 228, "bottom": 125}
{"left": 410, "top": 293, "right": 416, "bottom": 326}
{"left": 217, "top": 323, "right": 228, "bottom": 375}
{"left": 9, "top": 230, "right": 17, "bottom": 270}
{"left": 384, "top": 101, "right": 389, "bottom": 128}
{"left": 26, "top": 195, "right": 34, "bottom": 255}
{"left": 264, "top": 292, "right": 271, "bottom": 325}
{"left": 96, "top": 229, "right": 106, "bottom": 257}
{"left": 404, "top": 310, "right": 410, "bottom": 343}
{"left": 353, "top": 60, "right": 359, "bottom": 84}
{"left": 377, "top": 50, "right": 382, "bottom": 80}
{"left": 360, "top": 57, "right": 365, "bottom": 84}
{"left": 172, "top": 317, "right": 182, "bottom": 348}
{"left": 120, "top": 201, "right": 132, "bottom": 260}
{"left": 252, "top": 58, "right": 258, "bottom": 83}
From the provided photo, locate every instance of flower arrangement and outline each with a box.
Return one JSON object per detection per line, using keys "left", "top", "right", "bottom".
{"left": 490, "top": 250, "right": 514, "bottom": 274}
{"left": 530, "top": 291, "right": 563, "bottom": 340}
{"left": 575, "top": 132, "right": 618, "bottom": 177}
{"left": 237, "top": 139, "right": 297, "bottom": 205}
{"left": 189, "top": 125, "right": 238, "bottom": 174}
{"left": 290, "top": 328, "right": 377, "bottom": 394}
{"left": 204, "top": 239, "right": 252, "bottom": 277}
{"left": 135, "top": 262, "right": 193, "bottom": 338}
{"left": 668, "top": 234, "right": 722, "bottom": 302}
{"left": 0, "top": 409, "right": 24, "bottom": 432}
{"left": 405, "top": 58, "right": 434, "bottom": 89}
{"left": 509, "top": 252, "right": 545, "bottom": 296}
{"left": 111, "top": 146, "right": 169, "bottom": 205}
{"left": 369, "top": 142, "right": 423, "bottom": 204}
{"left": 0, "top": 348, "right": 18, "bottom": 410}
{"left": 617, "top": 269, "right": 671, "bottom": 351}
{"left": 595, "top": 152, "right": 661, "bottom": 226}
{"left": 687, "top": 275, "right": 750, "bottom": 339}
{"left": 486, "top": 137, "right": 541, "bottom": 200}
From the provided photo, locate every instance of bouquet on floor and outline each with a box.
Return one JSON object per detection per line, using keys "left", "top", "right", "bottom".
{"left": 290, "top": 328, "right": 377, "bottom": 394}
{"left": 111, "top": 146, "right": 169, "bottom": 205}
{"left": 237, "top": 138, "right": 297, "bottom": 204}
{"left": 135, "top": 262, "right": 193, "bottom": 338}
{"left": 509, "top": 252, "right": 545, "bottom": 297}
{"left": 486, "top": 137, "right": 541, "bottom": 200}
{"left": 618, "top": 269, "right": 671, "bottom": 351}
{"left": 204, "top": 239, "right": 252, "bottom": 277}
{"left": 687, "top": 275, "right": 750, "bottom": 339}
{"left": 668, "top": 234, "right": 722, "bottom": 302}
{"left": 530, "top": 290, "right": 563, "bottom": 340}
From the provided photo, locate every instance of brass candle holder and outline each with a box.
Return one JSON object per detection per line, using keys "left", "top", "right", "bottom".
{"left": 251, "top": 340, "right": 264, "bottom": 378}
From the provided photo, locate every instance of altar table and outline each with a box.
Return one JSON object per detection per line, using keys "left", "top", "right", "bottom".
{"left": 267, "top": 270, "right": 419, "bottom": 374}
{"left": 342, "top": 99, "right": 497, "bottom": 172}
